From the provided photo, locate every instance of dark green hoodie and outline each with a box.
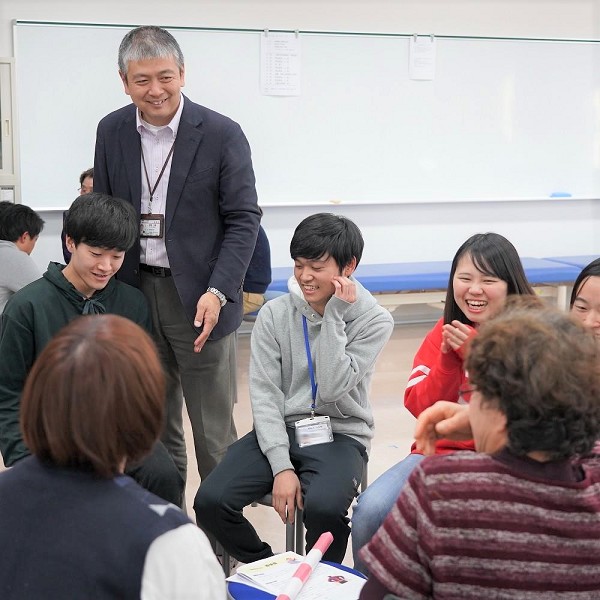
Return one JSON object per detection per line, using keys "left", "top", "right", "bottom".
{"left": 0, "top": 262, "right": 151, "bottom": 466}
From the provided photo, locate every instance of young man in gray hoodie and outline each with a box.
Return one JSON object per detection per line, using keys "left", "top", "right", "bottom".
{"left": 195, "top": 213, "right": 394, "bottom": 564}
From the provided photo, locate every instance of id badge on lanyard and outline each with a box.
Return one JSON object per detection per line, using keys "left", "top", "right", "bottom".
{"left": 294, "top": 315, "right": 333, "bottom": 448}
{"left": 140, "top": 214, "right": 165, "bottom": 238}
{"left": 295, "top": 415, "right": 333, "bottom": 447}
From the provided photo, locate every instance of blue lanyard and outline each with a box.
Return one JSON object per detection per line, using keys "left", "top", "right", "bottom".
{"left": 302, "top": 315, "right": 318, "bottom": 417}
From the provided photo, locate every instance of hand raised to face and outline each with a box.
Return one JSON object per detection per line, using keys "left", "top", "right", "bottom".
{"left": 331, "top": 275, "right": 357, "bottom": 304}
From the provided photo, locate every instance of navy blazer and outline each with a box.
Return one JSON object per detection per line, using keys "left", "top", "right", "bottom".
{"left": 93, "top": 97, "right": 261, "bottom": 340}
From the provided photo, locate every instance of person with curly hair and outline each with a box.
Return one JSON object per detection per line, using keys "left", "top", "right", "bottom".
{"left": 360, "top": 298, "right": 600, "bottom": 599}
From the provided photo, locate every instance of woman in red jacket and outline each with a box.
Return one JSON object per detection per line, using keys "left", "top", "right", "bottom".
{"left": 352, "top": 232, "right": 534, "bottom": 574}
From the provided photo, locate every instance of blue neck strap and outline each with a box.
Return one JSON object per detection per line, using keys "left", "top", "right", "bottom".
{"left": 302, "top": 315, "right": 318, "bottom": 415}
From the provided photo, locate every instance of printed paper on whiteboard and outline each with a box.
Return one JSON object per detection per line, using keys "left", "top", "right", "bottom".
{"left": 0, "top": 189, "right": 14, "bottom": 202}
{"left": 409, "top": 36, "right": 436, "bottom": 80}
{"left": 261, "top": 32, "right": 302, "bottom": 96}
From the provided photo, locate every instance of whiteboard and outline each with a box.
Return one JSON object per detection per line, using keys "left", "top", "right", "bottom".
{"left": 13, "top": 22, "right": 600, "bottom": 209}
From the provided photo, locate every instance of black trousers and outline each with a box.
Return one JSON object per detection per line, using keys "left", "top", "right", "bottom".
{"left": 194, "top": 429, "right": 366, "bottom": 563}
{"left": 125, "top": 440, "right": 184, "bottom": 507}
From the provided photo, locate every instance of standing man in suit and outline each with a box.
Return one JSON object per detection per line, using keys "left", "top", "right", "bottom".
{"left": 94, "top": 26, "right": 261, "bottom": 492}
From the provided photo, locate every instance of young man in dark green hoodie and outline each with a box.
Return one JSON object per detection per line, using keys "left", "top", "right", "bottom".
{"left": 0, "top": 194, "right": 183, "bottom": 505}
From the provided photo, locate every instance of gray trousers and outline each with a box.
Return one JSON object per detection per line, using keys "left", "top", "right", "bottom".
{"left": 140, "top": 271, "right": 238, "bottom": 483}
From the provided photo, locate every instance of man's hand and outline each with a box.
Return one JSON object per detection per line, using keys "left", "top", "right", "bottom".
{"left": 272, "top": 469, "right": 303, "bottom": 524}
{"left": 193, "top": 292, "right": 222, "bottom": 352}
{"left": 414, "top": 401, "right": 472, "bottom": 455}
{"left": 332, "top": 276, "right": 356, "bottom": 304}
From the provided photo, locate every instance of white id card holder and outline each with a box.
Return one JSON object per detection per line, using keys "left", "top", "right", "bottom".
{"left": 294, "top": 415, "right": 333, "bottom": 448}
{"left": 140, "top": 214, "right": 164, "bottom": 238}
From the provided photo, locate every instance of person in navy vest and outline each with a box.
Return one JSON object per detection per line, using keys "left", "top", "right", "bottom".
{"left": 0, "top": 314, "right": 225, "bottom": 599}
{"left": 243, "top": 225, "right": 272, "bottom": 315}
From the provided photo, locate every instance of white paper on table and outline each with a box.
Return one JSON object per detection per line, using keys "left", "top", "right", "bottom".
{"left": 233, "top": 551, "right": 304, "bottom": 593}
{"left": 260, "top": 31, "right": 302, "bottom": 96}
{"left": 295, "top": 562, "right": 366, "bottom": 599}
{"left": 409, "top": 35, "right": 436, "bottom": 80}
{"left": 229, "top": 555, "right": 365, "bottom": 599}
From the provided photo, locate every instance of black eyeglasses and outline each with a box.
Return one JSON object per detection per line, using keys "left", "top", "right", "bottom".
{"left": 458, "top": 385, "right": 476, "bottom": 402}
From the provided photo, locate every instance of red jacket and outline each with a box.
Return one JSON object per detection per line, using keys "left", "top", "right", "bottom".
{"left": 404, "top": 318, "right": 475, "bottom": 454}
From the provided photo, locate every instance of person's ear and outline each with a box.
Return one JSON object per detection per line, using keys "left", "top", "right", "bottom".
{"left": 66, "top": 235, "right": 76, "bottom": 253}
{"left": 14, "top": 232, "right": 30, "bottom": 251}
{"left": 119, "top": 70, "right": 130, "bottom": 95}
{"left": 343, "top": 257, "right": 357, "bottom": 277}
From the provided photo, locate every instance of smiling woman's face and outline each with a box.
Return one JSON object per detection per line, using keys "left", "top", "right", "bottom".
{"left": 452, "top": 253, "right": 508, "bottom": 325}
{"left": 571, "top": 275, "right": 600, "bottom": 342}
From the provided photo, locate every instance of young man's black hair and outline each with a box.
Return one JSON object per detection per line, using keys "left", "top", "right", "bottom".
{"left": 65, "top": 193, "right": 137, "bottom": 251}
{"left": 290, "top": 213, "right": 364, "bottom": 270}
{"left": 0, "top": 204, "right": 44, "bottom": 242}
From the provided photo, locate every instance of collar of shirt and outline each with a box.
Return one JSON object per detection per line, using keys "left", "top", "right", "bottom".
{"left": 136, "top": 93, "right": 185, "bottom": 138}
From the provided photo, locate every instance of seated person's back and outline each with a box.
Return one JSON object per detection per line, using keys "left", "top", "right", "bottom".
{"left": 0, "top": 202, "right": 43, "bottom": 313}
{"left": 0, "top": 314, "right": 225, "bottom": 599}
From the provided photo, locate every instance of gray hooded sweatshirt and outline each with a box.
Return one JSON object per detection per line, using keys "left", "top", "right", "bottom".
{"left": 249, "top": 276, "right": 394, "bottom": 476}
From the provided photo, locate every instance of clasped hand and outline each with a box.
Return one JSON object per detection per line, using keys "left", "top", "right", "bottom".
{"left": 414, "top": 401, "right": 472, "bottom": 455}
{"left": 441, "top": 320, "right": 476, "bottom": 358}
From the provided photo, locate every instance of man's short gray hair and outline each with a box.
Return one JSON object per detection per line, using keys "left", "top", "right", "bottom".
{"left": 118, "top": 26, "right": 184, "bottom": 76}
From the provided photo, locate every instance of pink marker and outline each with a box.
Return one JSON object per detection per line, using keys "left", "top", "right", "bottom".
{"left": 276, "top": 532, "right": 334, "bottom": 600}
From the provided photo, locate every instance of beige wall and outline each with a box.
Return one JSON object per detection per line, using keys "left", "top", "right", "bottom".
{"left": 2, "top": 1, "right": 600, "bottom": 57}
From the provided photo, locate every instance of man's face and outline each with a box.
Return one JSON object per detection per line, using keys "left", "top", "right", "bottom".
{"left": 293, "top": 254, "right": 344, "bottom": 315}
{"left": 62, "top": 240, "right": 125, "bottom": 298}
{"left": 79, "top": 176, "right": 93, "bottom": 195}
{"left": 120, "top": 56, "right": 185, "bottom": 126}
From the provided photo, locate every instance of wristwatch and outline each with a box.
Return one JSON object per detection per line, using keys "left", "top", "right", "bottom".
{"left": 207, "top": 287, "right": 227, "bottom": 308}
